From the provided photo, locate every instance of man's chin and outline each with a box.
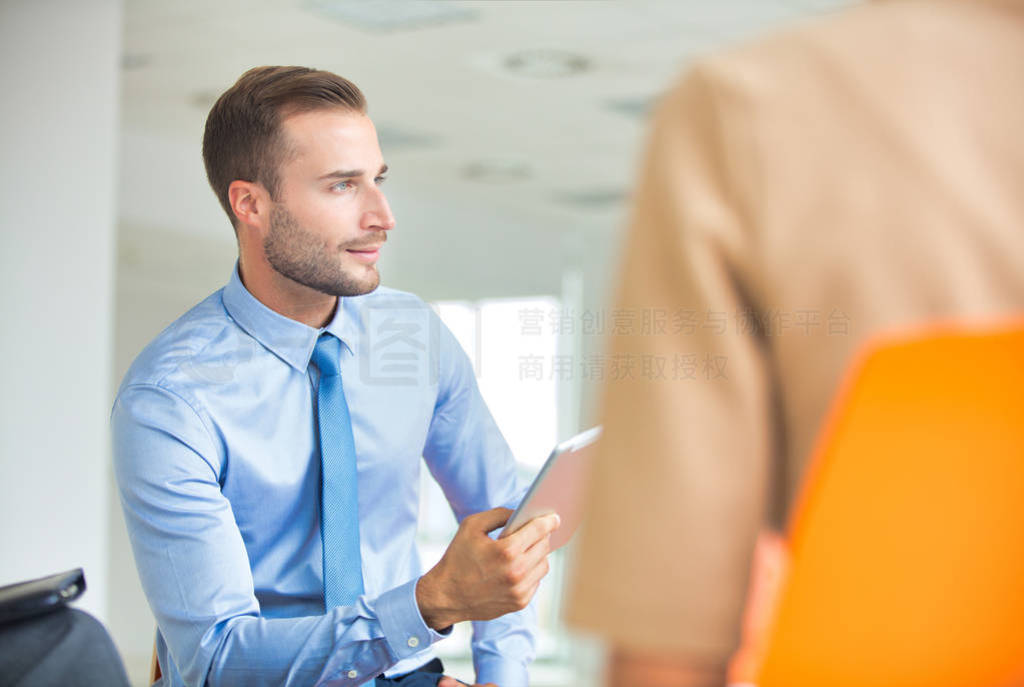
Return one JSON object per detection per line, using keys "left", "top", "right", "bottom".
{"left": 274, "top": 266, "right": 381, "bottom": 299}
{"left": 336, "top": 270, "right": 380, "bottom": 297}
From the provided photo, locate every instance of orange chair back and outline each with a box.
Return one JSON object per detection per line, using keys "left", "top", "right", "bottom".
{"left": 756, "top": 324, "right": 1024, "bottom": 687}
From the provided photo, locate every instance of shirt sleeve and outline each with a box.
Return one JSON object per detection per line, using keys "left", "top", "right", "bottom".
{"left": 564, "top": 64, "right": 775, "bottom": 665}
{"left": 420, "top": 314, "right": 536, "bottom": 686}
{"left": 112, "top": 383, "right": 448, "bottom": 687}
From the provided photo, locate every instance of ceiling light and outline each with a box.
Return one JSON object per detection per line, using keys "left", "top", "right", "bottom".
{"left": 303, "top": 0, "right": 477, "bottom": 32}
{"left": 553, "top": 188, "right": 628, "bottom": 210}
{"left": 121, "top": 54, "right": 151, "bottom": 71}
{"left": 606, "top": 96, "right": 654, "bottom": 119}
{"left": 502, "top": 50, "right": 591, "bottom": 79}
{"left": 462, "top": 159, "right": 532, "bottom": 183}
{"left": 375, "top": 125, "right": 441, "bottom": 152}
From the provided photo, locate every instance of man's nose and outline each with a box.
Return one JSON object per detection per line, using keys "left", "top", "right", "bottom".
{"left": 363, "top": 185, "right": 395, "bottom": 232}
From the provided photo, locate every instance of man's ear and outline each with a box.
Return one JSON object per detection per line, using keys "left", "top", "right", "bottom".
{"left": 228, "top": 180, "right": 269, "bottom": 230}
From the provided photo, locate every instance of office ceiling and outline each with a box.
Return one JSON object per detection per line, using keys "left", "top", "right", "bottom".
{"left": 118, "top": 0, "right": 854, "bottom": 300}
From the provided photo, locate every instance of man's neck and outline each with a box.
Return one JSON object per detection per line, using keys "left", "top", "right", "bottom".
{"left": 237, "top": 255, "right": 338, "bottom": 329}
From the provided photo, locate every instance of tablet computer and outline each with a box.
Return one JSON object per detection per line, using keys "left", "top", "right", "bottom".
{"left": 498, "top": 425, "right": 601, "bottom": 550}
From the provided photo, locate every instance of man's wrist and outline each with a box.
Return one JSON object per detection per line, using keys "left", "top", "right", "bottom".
{"left": 375, "top": 579, "right": 448, "bottom": 664}
{"left": 415, "top": 572, "right": 459, "bottom": 631}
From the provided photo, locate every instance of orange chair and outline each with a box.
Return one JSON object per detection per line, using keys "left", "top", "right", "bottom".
{"left": 750, "top": 324, "right": 1024, "bottom": 687}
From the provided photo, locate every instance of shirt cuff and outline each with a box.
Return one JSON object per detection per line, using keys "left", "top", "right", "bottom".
{"left": 474, "top": 654, "right": 529, "bottom": 687}
{"left": 376, "top": 578, "right": 450, "bottom": 661}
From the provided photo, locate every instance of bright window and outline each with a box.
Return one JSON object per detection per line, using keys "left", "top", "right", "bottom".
{"left": 417, "top": 296, "right": 586, "bottom": 685}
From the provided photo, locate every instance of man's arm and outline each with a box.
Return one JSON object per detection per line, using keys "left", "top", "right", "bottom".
{"left": 420, "top": 314, "right": 544, "bottom": 686}
{"left": 113, "top": 383, "right": 449, "bottom": 686}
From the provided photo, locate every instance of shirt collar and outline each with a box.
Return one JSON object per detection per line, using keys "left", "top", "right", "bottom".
{"left": 222, "top": 262, "right": 358, "bottom": 372}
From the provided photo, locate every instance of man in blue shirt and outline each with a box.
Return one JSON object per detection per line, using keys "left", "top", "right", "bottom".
{"left": 112, "top": 66, "right": 558, "bottom": 687}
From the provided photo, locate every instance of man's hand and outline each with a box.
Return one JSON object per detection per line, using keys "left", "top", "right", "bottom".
{"left": 437, "top": 677, "right": 496, "bottom": 687}
{"left": 416, "top": 507, "right": 560, "bottom": 630}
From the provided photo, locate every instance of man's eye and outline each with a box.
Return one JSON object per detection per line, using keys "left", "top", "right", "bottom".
{"left": 331, "top": 181, "right": 352, "bottom": 192}
{"left": 374, "top": 176, "right": 388, "bottom": 185}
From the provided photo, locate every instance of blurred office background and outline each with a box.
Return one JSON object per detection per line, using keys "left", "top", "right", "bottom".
{"left": 1, "top": 0, "right": 851, "bottom": 684}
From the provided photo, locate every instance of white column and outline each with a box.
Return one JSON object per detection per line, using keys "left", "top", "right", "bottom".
{"left": 0, "top": 0, "right": 122, "bottom": 621}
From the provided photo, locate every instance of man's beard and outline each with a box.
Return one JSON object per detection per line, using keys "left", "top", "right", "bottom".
{"left": 264, "top": 203, "right": 382, "bottom": 297}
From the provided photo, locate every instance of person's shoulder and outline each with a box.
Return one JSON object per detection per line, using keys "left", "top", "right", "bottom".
{"left": 718, "top": 3, "right": 902, "bottom": 59}
{"left": 655, "top": 1, "right": 950, "bottom": 132}
{"left": 116, "top": 289, "right": 236, "bottom": 395}
{"left": 690, "top": 1, "right": 950, "bottom": 87}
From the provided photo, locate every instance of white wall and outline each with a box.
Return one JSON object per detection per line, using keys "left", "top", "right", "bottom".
{"left": 0, "top": 0, "right": 122, "bottom": 622}
{"left": 109, "top": 224, "right": 238, "bottom": 684}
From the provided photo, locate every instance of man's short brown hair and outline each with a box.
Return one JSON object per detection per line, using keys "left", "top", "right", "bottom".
{"left": 202, "top": 66, "right": 366, "bottom": 229}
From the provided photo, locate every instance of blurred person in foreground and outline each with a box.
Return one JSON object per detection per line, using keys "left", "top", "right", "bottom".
{"left": 112, "top": 66, "right": 558, "bottom": 687}
{"left": 566, "top": 1, "right": 1024, "bottom": 685}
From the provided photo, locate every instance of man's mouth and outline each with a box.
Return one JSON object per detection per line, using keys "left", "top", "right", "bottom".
{"left": 346, "top": 246, "right": 381, "bottom": 263}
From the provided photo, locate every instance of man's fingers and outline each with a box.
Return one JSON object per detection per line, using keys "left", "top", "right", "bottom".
{"left": 437, "top": 678, "right": 496, "bottom": 687}
{"left": 510, "top": 574, "right": 546, "bottom": 612}
{"left": 506, "top": 512, "right": 560, "bottom": 551}
{"left": 463, "top": 507, "right": 513, "bottom": 535}
{"left": 520, "top": 533, "right": 552, "bottom": 570}
{"left": 518, "top": 557, "right": 551, "bottom": 596}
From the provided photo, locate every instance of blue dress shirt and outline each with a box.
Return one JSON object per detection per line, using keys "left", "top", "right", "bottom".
{"left": 112, "top": 265, "right": 534, "bottom": 686}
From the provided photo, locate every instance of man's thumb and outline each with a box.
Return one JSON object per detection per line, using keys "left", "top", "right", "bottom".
{"left": 464, "top": 507, "right": 513, "bottom": 535}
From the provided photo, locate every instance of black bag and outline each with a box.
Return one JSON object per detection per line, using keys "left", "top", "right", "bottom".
{"left": 0, "top": 569, "right": 85, "bottom": 625}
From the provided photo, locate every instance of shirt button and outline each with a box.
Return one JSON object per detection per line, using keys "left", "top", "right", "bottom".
{"left": 347, "top": 669, "right": 358, "bottom": 679}
{"left": 407, "top": 636, "right": 420, "bottom": 648}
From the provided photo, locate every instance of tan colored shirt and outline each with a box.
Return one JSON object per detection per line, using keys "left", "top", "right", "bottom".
{"left": 566, "top": 0, "right": 1024, "bottom": 665}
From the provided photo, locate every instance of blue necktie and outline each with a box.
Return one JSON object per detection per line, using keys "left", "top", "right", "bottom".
{"left": 312, "top": 333, "right": 364, "bottom": 609}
